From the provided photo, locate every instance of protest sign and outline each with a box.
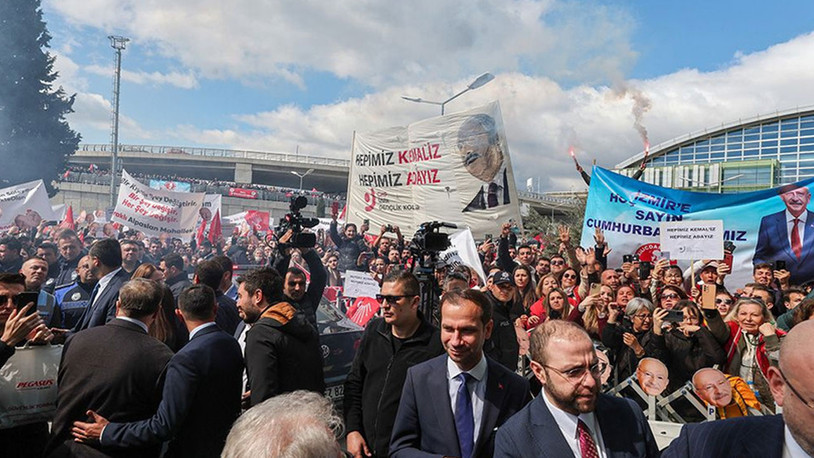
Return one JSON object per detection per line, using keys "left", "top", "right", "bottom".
{"left": 439, "top": 228, "right": 488, "bottom": 283}
{"left": 660, "top": 220, "right": 724, "bottom": 260}
{"left": 0, "top": 180, "right": 58, "bottom": 231}
{"left": 580, "top": 167, "right": 814, "bottom": 287}
{"left": 111, "top": 170, "right": 205, "bottom": 238}
{"left": 149, "top": 179, "right": 191, "bottom": 192}
{"left": 195, "top": 194, "right": 222, "bottom": 244}
{"left": 343, "top": 270, "right": 381, "bottom": 299}
{"left": 348, "top": 101, "right": 522, "bottom": 238}
{"left": 222, "top": 211, "right": 273, "bottom": 236}
{"left": 228, "top": 187, "right": 258, "bottom": 199}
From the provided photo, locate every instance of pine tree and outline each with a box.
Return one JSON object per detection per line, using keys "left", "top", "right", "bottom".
{"left": 0, "top": 0, "right": 81, "bottom": 196}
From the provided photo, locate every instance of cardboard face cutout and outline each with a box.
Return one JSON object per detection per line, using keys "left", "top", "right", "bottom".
{"left": 693, "top": 368, "right": 732, "bottom": 408}
{"left": 636, "top": 357, "right": 669, "bottom": 396}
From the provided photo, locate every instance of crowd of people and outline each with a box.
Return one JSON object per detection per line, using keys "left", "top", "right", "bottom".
{"left": 60, "top": 166, "right": 346, "bottom": 209}
{"left": 0, "top": 204, "right": 813, "bottom": 458}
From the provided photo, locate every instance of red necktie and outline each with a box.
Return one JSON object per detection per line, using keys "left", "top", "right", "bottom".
{"left": 578, "top": 419, "right": 599, "bottom": 458}
{"left": 792, "top": 218, "right": 802, "bottom": 259}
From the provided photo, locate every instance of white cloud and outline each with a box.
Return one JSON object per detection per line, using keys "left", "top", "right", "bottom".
{"left": 45, "top": 0, "right": 635, "bottom": 88}
{"left": 169, "top": 31, "right": 814, "bottom": 193}
{"left": 84, "top": 65, "right": 199, "bottom": 89}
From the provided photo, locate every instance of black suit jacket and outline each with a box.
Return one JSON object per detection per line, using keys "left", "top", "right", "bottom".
{"left": 389, "top": 354, "right": 530, "bottom": 458}
{"left": 661, "top": 414, "right": 785, "bottom": 458}
{"left": 754, "top": 209, "right": 814, "bottom": 285}
{"left": 100, "top": 324, "right": 244, "bottom": 458}
{"left": 495, "top": 394, "right": 659, "bottom": 457}
{"left": 46, "top": 318, "right": 174, "bottom": 458}
{"left": 462, "top": 169, "right": 511, "bottom": 213}
{"left": 73, "top": 268, "right": 131, "bottom": 332}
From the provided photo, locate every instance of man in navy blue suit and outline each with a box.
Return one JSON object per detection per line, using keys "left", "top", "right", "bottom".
{"left": 495, "top": 320, "right": 659, "bottom": 458}
{"left": 71, "top": 284, "right": 244, "bottom": 458}
{"left": 662, "top": 320, "right": 814, "bottom": 458}
{"left": 389, "top": 288, "right": 529, "bottom": 458}
{"left": 753, "top": 183, "right": 814, "bottom": 286}
{"left": 71, "top": 238, "right": 130, "bottom": 332}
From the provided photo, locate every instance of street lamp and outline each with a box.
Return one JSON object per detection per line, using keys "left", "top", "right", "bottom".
{"left": 291, "top": 168, "right": 315, "bottom": 190}
{"left": 108, "top": 35, "right": 129, "bottom": 208}
{"left": 402, "top": 72, "right": 495, "bottom": 115}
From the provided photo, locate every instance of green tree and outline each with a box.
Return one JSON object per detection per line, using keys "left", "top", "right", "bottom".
{"left": 0, "top": 0, "right": 80, "bottom": 196}
{"left": 521, "top": 194, "right": 587, "bottom": 255}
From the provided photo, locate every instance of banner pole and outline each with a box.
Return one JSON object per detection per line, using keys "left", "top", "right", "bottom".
{"left": 346, "top": 130, "right": 356, "bottom": 223}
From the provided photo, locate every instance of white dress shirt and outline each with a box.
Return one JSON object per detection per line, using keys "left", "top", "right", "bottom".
{"left": 541, "top": 390, "right": 607, "bottom": 458}
{"left": 92, "top": 267, "right": 122, "bottom": 307}
{"left": 115, "top": 315, "right": 149, "bottom": 333}
{"left": 786, "top": 209, "right": 807, "bottom": 249}
{"left": 447, "top": 354, "right": 488, "bottom": 447}
{"left": 189, "top": 321, "right": 217, "bottom": 340}
{"left": 783, "top": 425, "right": 812, "bottom": 458}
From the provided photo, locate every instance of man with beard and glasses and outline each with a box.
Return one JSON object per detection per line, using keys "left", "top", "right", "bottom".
{"left": 496, "top": 320, "right": 659, "bottom": 457}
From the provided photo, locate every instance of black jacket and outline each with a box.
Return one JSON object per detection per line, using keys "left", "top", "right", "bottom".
{"left": 343, "top": 315, "right": 443, "bottom": 457}
{"left": 651, "top": 327, "right": 726, "bottom": 391}
{"left": 166, "top": 273, "right": 191, "bottom": 302}
{"left": 484, "top": 290, "right": 523, "bottom": 371}
{"left": 329, "top": 220, "right": 368, "bottom": 272}
{"left": 245, "top": 302, "right": 325, "bottom": 406}
{"left": 273, "top": 249, "right": 327, "bottom": 330}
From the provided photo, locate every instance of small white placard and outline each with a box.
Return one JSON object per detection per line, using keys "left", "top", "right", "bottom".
{"left": 659, "top": 220, "right": 724, "bottom": 260}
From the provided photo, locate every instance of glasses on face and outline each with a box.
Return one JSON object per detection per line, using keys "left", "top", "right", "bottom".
{"left": 544, "top": 361, "right": 608, "bottom": 383}
{"left": 696, "top": 378, "right": 728, "bottom": 393}
{"left": 716, "top": 298, "right": 733, "bottom": 305}
{"left": 779, "top": 368, "right": 814, "bottom": 409}
{"left": 563, "top": 273, "right": 577, "bottom": 279}
{"left": 375, "top": 294, "right": 413, "bottom": 304}
{"left": 661, "top": 293, "right": 679, "bottom": 300}
{"left": 551, "top": 260, "right": 565, "bottom": 266}
{"left": 633, "top": 314, "right": 652, "bottom": 321}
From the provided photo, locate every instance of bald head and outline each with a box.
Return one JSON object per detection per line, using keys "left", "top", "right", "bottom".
{"left": 529, "top": 320, "right": 592, "bottom": 365}
{"left": 781, "top": 320, "right": 814, "bottom": 370}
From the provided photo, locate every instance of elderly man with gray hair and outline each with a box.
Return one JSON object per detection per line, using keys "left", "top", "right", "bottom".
{"left": 222, "top": 390, "right": 345, "bottom": 458}
{"left": 601, "top": 297, "right": 665, "bottom": 386}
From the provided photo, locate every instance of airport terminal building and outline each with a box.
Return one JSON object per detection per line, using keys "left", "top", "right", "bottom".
{"left": 615, "top": 107, "right": 814, "bottom": 192}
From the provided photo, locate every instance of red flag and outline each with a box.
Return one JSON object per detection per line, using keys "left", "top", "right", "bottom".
{"left": 208, "top": 209, "right": 222, "bottom": 244}
{"left": 59, "top": 206, "right": 75, "bottom": 231}
{"left": 338, "top": 204, "right": 347, "bottom": 220}
{"left": 195, "top": 219, "right": 208, "bottom": 246}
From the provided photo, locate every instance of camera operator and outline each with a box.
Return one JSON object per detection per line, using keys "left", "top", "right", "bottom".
{"left": 272, "top": 233, "right": 326, "bottom": 331}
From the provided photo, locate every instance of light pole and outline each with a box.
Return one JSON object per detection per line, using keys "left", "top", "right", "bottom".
{"left": 108, "top": 35, "right": 129, "bottom": 208}
{"left": 291, "top": 168, "right": 315, "bottom": 190}
{"left": 401, "top": 72, "right": 495, "bottom": 115}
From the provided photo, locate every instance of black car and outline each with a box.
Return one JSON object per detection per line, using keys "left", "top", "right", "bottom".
{"left": 317, "top": 295, "right": 364, "bottom": 403}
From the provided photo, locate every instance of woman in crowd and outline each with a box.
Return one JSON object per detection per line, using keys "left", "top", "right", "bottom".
{"left": 132, "top": 263, "right": 182, "bottom": 351}
{"left": 602, "top": 297, "right": 664, "bottom": 386}
{"left": 570, "top": 284, "right": 612, "bottom": 340}
{"left": 713, "top": 287, "right": 735, "bottom": 317}
{"left": 559, "top": 267, "right": 582, "bottom": 308}
{"left": 706, "top": 297, "right": 784, "bottom": 411}
{"left": 513, "top": 264, "right": 537, "bottom": 314}
{"left": 615, "top": 285, "right": 637, "bottom": 309}
{"left": 651, "top": 300, "right": 726, "bottom": 391}
{"left": 658, "top": 285, "right": 687, "bottom": 310}
{"left": 323, "top": 252, "right": 342, "bottom": 287}
{"left": 534, "top": 273, "right": 559, "bottom": 302}
{"left": 527, "top": 287, "right": 572, "bottom": 328}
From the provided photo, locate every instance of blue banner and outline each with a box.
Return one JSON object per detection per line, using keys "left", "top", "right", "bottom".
{"left": 580, "top": 167, "right": 814, "bottom": 288}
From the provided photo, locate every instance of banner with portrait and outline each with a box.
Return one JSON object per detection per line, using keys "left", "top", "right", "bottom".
{"left": 579, "top": 167, "right": 814, "bottom": 288}
{"left": 0, "top": 180, "right": 58, "bottom": 232}
{"left": 348, "top": 101, "right": 522, "bottom": 238}
{"left": 194, "top": 194, "right": 222, "bottom": 244}
{"left": 112, "top": 170, "right": 205, "bottom": 238}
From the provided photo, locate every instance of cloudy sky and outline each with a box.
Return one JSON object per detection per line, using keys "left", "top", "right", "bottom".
{"left": 41, "top": 0, "right": 814, "bottom": 192}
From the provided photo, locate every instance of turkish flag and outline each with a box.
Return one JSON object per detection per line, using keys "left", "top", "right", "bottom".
{"left": 208, "top": 209, "right": 222, "bottom": 244}
{"left": 59, "top": 206, "right": 75, "bottom": 231}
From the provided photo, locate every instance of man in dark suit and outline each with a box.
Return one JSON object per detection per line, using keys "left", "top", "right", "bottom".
{"left": 495, "top": 320, "right": 659, "bottom": 457}
{"left": 193, "top": 260, "right": 241, "bottom": 336}
{"left": 162, "top": 253, "right": 191, "bottom": 303}
{"left": 71, "top": 284, "right": 243, "bottom": 458}
{"left": 753, "top": 183, "right": 814, "bottom": 286}
{"left": 456, "top": 114, "right": 512, "bottom": 214}
{"left": 72, "top": 238, "right": 130, "bottom": 332}
{"left": 46, "top": 278, "right": 173, "bottom": 458}
{"left": 662, "top": 320, "right": 814, "bottom": 458}
{"left": 390, "top": 289, "right": 529, "bottom": 458}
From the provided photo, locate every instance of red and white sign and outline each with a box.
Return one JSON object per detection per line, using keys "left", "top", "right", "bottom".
{"left": 228, "top": 187, "right": 258, "bottom": 199}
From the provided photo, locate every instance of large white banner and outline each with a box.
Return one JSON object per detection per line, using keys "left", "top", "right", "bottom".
{"left": 348, "top": 101, "right": 522, "bottom": 238}
{"left": 439, "top": 228, "right": 488, "bottom": 283}
{"left": 0, "top": 180, "right": 58, "bottom": 231}
{"left": 111, "top": 170, "right": 205, "bottom": 238}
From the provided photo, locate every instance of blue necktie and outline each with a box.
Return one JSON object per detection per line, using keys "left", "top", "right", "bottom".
{"left": 455, "top": 372, "right": 474, "bottom": 458}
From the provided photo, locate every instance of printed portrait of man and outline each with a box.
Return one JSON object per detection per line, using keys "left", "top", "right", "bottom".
{"left": 636, "top": 357, "right": 669, "bottom": 396}
{"left": 457, "top": 114, "right": 511, "bottom": 213}
{"left": 753, "top": 183, "right": 814, "bottom": 285}
{"left": 692, "top": 368, "right": 732, "bottom": 408}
